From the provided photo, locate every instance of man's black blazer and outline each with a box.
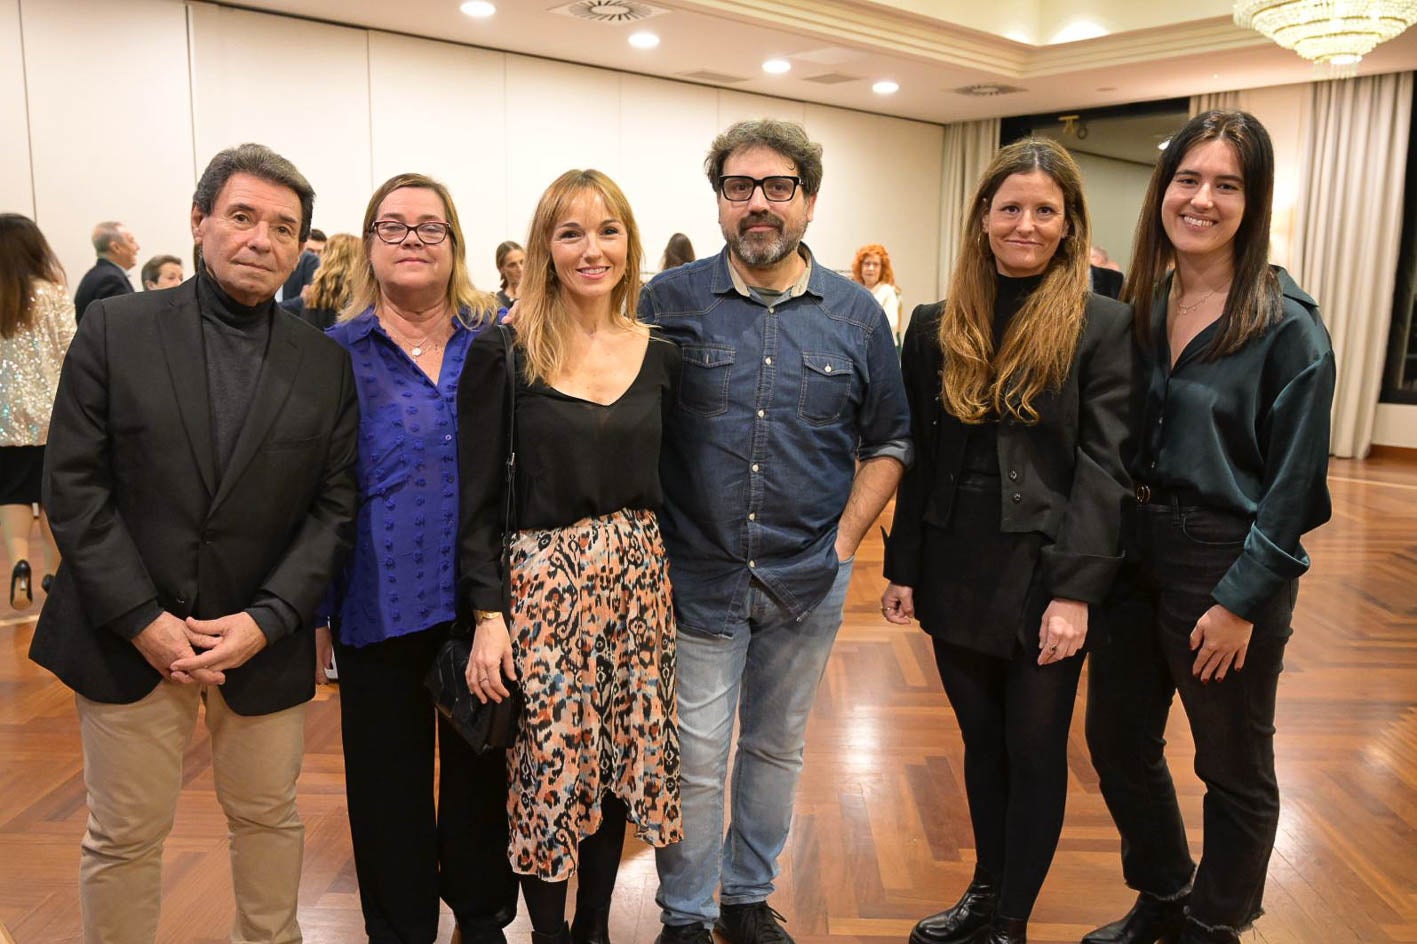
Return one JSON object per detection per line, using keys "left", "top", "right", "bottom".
{"left": 884, "top": 292, "right": 1134, "bottom": 607}
{"left": 29, "top": 279, "right": 360, "bottom": 715}
{"left": 73, "top": 258, "right": 134, "bottom": 323}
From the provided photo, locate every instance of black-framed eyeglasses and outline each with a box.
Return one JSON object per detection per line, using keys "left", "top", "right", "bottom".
{"left": 718, "top": 175, "right": 803, "bottom": 203}
{"left": 370, "top": 220, "right": 452, "bottom": 245}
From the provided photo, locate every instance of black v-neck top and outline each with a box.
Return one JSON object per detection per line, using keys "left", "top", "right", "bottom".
{"left": 457, "top": 328, "right": 680, "bottom": 612}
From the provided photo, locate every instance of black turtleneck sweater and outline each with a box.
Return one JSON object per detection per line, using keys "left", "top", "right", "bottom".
{"left": 958, "top": 272, "right": 1045, "bottom": 480}
{"left": 198, "top": 270, "right": 272, "bottom": 472}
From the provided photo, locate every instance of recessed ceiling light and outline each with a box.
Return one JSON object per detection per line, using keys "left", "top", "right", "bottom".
{"left": 461, "top": 1, "right": 495, "bottom": 17}
{"left": 762, "top": 59, "right": 791, "bottom": 75}
{"left": 872, "top": 80, "right": 899, "bottom": 95}
{"left": 628, "top": 31, "right": 659, "bottom": 49}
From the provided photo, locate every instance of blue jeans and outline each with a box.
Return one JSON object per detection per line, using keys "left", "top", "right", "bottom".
{"left": 655, "top": 559, "right": 854, "bottom": 927}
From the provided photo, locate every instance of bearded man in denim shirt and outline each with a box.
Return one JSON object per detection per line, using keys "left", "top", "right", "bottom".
{"left": 641, "top": 119, "right": 912, "bottom": 944}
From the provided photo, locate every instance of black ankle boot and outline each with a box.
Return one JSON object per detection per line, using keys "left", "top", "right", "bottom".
{"left": 572, "top": 905, "right": 612, "bottom": 944}
{"left": 979, "top": 915, "right": 1026, "bottom": 944}
{"left": 908, "top": 867, "right": 998, "bottom": 944}
{"left": 1082, "top": 894, "right": 1187, "bottom": 944}
{"left": 532, "top": 923, "right": 572, "bottom": 944}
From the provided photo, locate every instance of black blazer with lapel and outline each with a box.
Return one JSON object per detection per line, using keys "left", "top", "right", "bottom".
{"left": 884, "top": 292, "right": 1134, "bottom": 607}
{"left": 74, "top": 258, "right": 134, "bottom": 323}
{"left": 30, "top": 278, "right": 360, "bottom": 714}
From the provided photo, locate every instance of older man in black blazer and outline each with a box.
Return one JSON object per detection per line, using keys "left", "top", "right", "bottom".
{"left": 73, "top": 220, "right": 139, "bottom": 322}
{"left": 30, "top": 143, "right": 358, "bottom": 944}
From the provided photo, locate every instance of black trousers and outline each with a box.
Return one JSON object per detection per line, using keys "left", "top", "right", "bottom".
{"left": 336, "top": 625, "right": 518, "bottom": 944}
{"left": 932, "top": 637, "right": 1083, "bottom": 920}
{"left": 1086, "top": 502, "right": 1295, "bottom": 933}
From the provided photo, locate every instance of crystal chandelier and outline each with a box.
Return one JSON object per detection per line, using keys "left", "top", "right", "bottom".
{"left": 1234, "top": 0, "right": 1417, "bottom": 69}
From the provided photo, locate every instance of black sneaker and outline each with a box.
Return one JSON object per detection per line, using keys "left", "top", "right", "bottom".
{"left": 715, "top": 902, "right": 795, "bottom": 944}
{"left": 655, "top": 924, "right": 713, "bottom": 944}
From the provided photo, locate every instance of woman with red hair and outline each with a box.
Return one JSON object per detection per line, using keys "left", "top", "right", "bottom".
{"left": 852, "top": 243, "right": 902, "bottom": 346}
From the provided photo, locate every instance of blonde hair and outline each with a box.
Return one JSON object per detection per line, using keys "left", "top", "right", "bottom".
{"left": 306, "top": 233, "right": 361, "bottom": 312}
{"left": 343, "top": 173, "right": 496, "bottom": 324}
{"left": 939, "top": 138, "right": 1091, "bottom": 425}
{"left": 515, "top": 169, "right": 646, "bottom": 385}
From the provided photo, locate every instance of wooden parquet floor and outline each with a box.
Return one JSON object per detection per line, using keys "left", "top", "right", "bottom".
{"left": 1, "top": 454, "right": 1415, "bottom": 943}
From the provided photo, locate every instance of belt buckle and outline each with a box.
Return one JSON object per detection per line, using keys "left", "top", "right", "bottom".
{"left": 1135, "top": 484, "right": 1152, "bottom": 503}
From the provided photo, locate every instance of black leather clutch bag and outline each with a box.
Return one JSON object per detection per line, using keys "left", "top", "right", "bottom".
{"left": 425, "top": 632, "right": 523, "bottom": 754}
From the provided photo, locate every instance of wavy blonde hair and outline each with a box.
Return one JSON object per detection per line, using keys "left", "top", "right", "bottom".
{"left": 343, "top": 173, "right": 496, "bottom": 324}
{"left": 306, "top": 233, "right": 361, "bottom": 312}
{"left": 939, "top": 138, "right": 1090, "bottom": 425}
{"left": 515, "top": 169, "right": 646, "bottom": 385}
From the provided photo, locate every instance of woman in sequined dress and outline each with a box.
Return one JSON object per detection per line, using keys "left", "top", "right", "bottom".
{"left": 0, "top": 214, "right": 74, "bottom": 609}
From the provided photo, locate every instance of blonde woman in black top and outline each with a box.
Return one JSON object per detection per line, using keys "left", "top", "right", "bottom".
{"left": 459, "top": 169, "right": 681, "bottom": 944}
{"left": 882, "top": 138, "right": 1132, "bottom": 944}
{"left": 1082, "top": 111, "right": 1334, "bottom": 944}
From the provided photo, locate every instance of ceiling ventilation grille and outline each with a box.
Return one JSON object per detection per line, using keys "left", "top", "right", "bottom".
{"left": 550, "top": 1, "right": 667, "bottom": 23}
{"left": 677, "top": 69, "right": 750, "bottom": 84}
{"left": 803, "top": 72, "right": 860, "bottom": 85}
{"left": 953, "top": 83, "right": 1025, "bottom": 97}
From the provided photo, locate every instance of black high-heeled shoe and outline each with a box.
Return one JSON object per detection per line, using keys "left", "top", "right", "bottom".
{"left": 10, "top": 559, "right": 32, "bottom": 608}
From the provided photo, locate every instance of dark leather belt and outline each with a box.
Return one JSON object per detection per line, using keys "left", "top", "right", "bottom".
{"left": 1133, "top": 482, "right": 1206, "bottom": 506}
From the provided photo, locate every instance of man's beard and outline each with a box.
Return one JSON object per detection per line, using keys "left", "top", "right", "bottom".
{"left": 724, "top": 211, "right": 804, "bottom": 267}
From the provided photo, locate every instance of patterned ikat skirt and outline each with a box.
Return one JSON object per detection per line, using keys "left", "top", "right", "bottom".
{"left": 506, "top": 506, "right": 682, "bottom": 879}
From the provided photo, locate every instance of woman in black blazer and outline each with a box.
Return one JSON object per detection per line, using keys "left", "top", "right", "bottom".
{"left": 882, "top": 138, "right": 1132, "bottom": 944}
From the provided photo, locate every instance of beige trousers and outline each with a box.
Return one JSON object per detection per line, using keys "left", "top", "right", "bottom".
{"left": 76, "top": 683, "right": 307, "bottom": 944}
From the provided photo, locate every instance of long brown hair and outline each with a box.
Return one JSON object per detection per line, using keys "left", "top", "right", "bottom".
{"left": 0, "top": 214, "right": 66, "bottom": 339}
{"left": 516, "top": 169, "right": 647, "bottom": 386}
{"left": 307, "top": 233, "right": 361, "bottom": 311}
{"left": 939, "top": 138, "right": 1090, "bottom": 424}
{"left": 344, "top": 173, "right": 496, "bottom": 324}
{"left": 1123, "top": 110, "right": 1280, "bottom": 355}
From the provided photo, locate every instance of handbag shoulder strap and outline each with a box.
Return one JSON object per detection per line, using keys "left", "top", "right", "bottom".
{"left": 497, "top": 322, "right": 518, "bottom": 538}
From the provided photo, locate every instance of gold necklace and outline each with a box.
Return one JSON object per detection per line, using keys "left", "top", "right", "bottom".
{"left": 1173, "top": 283, "right": 1221, "bottom": 316}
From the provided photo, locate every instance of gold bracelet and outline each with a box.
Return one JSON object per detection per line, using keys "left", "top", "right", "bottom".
{"left": 474, "top": 610, "right": 502, "bottom": 623}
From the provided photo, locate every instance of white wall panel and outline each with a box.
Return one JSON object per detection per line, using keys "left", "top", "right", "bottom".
{"left": 0, "top": 0, "right": 33, "bottom": 220}
{"left": 716, "top": 90, "right": 806, "bottom": 130}
{"left": 503, "top": 56, "right": 621, "bottom": 254}
{"left": 803, "top": 104, "right": 943, "bottom": 314}
{"left": 22, "top": 0, "right": 193, "bottom": 300}
{"left": 368, "top": 31, "right": 508, "bottom": 293}
{"left": 619, "top": 75, "right": 722, "bottom": 277}
{"left": 188, "top": 3, "right": 371, "bottom": 237}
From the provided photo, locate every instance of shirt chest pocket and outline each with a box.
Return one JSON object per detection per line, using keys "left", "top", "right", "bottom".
{"left": 799, "top": 352, "right": 854, "bottom": 426}
{"left": 678, "top": 344, "right": 736, "bottom": 416}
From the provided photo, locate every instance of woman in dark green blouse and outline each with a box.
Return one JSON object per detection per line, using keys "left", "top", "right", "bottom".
{"left": 1083, "top": 111, "right": 1335, "bottom": 944}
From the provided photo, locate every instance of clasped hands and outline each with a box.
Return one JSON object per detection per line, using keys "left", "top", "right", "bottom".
{"left": 131, "top": 610, "right": 269, "bottom": 685}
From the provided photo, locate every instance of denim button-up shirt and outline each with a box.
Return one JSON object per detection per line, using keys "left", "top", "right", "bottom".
{"left": 325, "top": 307, "right": 483, "bottom": 646}
{"left": 640, "top": 246, "right": 912, "bottom": 635}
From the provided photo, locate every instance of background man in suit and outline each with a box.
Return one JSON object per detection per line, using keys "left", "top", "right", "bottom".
{"left": 73, "top": 220, "right": 139, "bottom": 321}
{"left": 30, "top": 143, "right": 359, "bottom": 944}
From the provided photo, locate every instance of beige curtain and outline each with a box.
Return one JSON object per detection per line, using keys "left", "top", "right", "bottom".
{"left": 1190, "top": 91, "right": 1242, "bottom": 114}
{"left": 1290, "top": 72, "right": 1412, "bottom": 457}
{"left": 937, "top": 117, "right": 1000, "bottom": 299}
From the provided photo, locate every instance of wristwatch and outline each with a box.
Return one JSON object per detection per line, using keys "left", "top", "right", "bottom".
{"left": 474, "top": 610, "right": 503, "bottom": 623}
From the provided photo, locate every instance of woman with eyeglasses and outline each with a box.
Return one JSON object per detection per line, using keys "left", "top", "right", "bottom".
{"left": 1082, "top": 111, "right": 1334, "bottom": 944}
{"left": 321, "top": 173, "right": 518, "bottom": 944}
{"left": 881, "top": 138, "right": 1132, "bottom": 944}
